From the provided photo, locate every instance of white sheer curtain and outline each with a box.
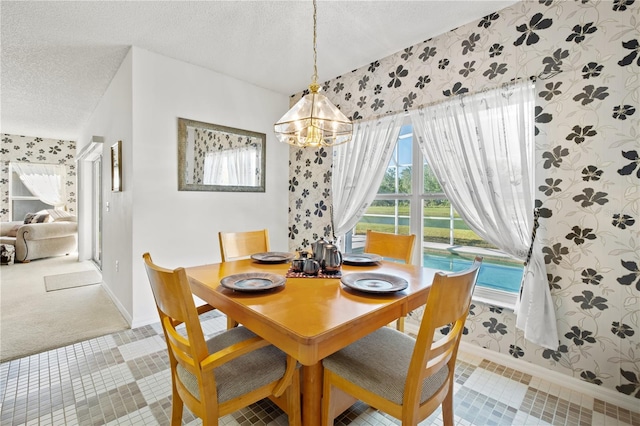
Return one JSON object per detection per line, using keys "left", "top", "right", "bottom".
{"left": 331, "top": 114, "right": 403, "bottom": 240}
{"left": 11, "top": 163, "right": 67, "bottom": 208}
{"left": 409, "top": 81, "right": 558, "bottom": 350}
{"left": 203, "top": 146, "right": 260, "bottom": 186}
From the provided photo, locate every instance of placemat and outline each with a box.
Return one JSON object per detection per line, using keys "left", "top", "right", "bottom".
{"left": 285, "top": 268, "right": 342, "bottom": 279}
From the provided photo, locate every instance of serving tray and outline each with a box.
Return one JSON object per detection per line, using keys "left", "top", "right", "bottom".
{"left": 285, "top": 269, "right": 342, "bottom": 279}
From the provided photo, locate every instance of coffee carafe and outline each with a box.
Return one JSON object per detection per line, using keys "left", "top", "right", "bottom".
{"left": 322, "top": 242, "right": 343, "bottom": 274}
{"left": 312, "top": 237, "right": 327, "bottom": 262}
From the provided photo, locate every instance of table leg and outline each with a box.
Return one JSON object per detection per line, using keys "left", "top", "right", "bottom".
{"left": 301, "top": 363, "right": 322, "bottom": 426}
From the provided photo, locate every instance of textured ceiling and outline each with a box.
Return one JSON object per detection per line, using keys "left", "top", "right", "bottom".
{"left": 1, "top": 0, "right": 518, "bottom": 141}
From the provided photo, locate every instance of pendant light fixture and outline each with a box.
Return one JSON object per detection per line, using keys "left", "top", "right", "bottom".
{"left": 274, "top": 0, "right": 352, "bottom": 148}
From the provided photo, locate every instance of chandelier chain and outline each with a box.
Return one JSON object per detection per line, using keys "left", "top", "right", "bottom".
{"left": 312, "top": 0, "right": 318, "bottom": 86}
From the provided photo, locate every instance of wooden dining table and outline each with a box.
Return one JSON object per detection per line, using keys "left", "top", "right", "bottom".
{"left": 186, "top": 257, "right": 437, "bottom": 426}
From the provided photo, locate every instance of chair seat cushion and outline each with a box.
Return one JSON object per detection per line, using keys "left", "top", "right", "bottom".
{"left": 323, "top": 327, "right": 449, "bottom": 405}
{"left": 177, "top": 326, "right": 288, "bottom": 403}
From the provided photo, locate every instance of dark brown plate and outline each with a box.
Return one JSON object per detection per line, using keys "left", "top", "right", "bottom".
{"left": 250, "top": 252, "right": 295, "bottom": 264}
{"left": 220, "top": 273, "right": 286, "bottom": 292}
{"left": 342, "top": 253, "right": 383, "bottom": 266}
{"left": 341, "top": 272, "right": 408, "bottom": 293}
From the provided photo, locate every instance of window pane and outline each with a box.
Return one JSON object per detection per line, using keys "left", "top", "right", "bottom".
{"left": 423, "top": 199, "right": 451, "bottom": 245}
{"left": 350, "top": 199, "right": 412, "bottom": 254}
{"left": 398, "top": 166, "right": 411, "bottom": 194}
{"left": 397, "top": 126, "right": 412, "bottom": 164}
{"left": 452, "top": 211, "right": 498, "bottom": 249}
{"left": 422, "top": 202, "right": 523, "bottom": 293}
{"left": 423, "top": 248, "right": 524, "bottom": 293}
{"left": 378, "top": 166, "right": 397, "bottom": 194}
{"left": 397, "top": 134, "right": 412, "bottom": 194}
{"left": 423, "top": 162, "right": 443, "bottom": 193}
{"left": 11, "top": 172, "right": 34, "bottom": 196}
{"left": 423, "top": 199, "right": 450, "bottom": 217}
{"left": 378, "top": 133, "right": 412, "bottom": 195}
{"left": 12, "top": 200, "right": 53, "bottom": 221}
{"left": 354, "top": 200, "right": 411, "bottom": 236}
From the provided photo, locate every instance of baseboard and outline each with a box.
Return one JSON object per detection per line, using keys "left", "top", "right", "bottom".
{"left": 130, "top": 316, "right": 159, "bottom": 329}
{"left": 100, "top": 282, "right": 133, "bottom": 327}
{"left": 459, "top": 341, "right": 639, "bottom": 412}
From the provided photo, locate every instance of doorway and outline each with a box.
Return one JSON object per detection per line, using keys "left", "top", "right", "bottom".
{"left": 92, "top": 157, "right": 103, "bottom": 269}
{"left": 76, "top": 136, "right": 104, "bottom": 265}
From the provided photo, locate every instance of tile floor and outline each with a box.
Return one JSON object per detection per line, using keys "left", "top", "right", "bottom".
{"left": 1, "top": 309, "right": 638, "bottom": 426}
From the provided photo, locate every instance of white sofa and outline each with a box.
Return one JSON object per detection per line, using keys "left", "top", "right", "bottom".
{"left": 0, "top": 212, "right": 77, "bottom": 263}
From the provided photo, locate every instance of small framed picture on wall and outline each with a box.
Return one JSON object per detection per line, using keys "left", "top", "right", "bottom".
{"left": 111, "top": 140, "right": 122, "bottom": 192}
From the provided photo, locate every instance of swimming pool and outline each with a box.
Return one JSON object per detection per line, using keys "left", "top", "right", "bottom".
{"left": 349, "top": 247, "right": 524, "bottom": 293}
{"left": 424, "top": 253, "right": 523, "bottom": 293}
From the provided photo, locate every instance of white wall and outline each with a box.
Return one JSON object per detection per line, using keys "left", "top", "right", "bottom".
{"left": 78, "top": 47, "right": 291, "bottom": 327}
{"left": 77, "top": 50, "right": 134, "bottom": 321}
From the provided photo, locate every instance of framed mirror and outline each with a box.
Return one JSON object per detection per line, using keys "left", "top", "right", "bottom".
{"left": 111, "top": 140, "right": 122, "bottom": 192}
{"left": 178, "top": 118, "right": 266, "bottom": 192}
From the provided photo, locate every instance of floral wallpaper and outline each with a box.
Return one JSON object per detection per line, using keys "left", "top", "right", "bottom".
{"left": 0, "top": 134, "right": 77, "bottom": 222}
{"left": 190, "top": 128, "right": 262, "bottom": 184}
{"left": 287, "top": 145, "right": 334, "bottom": 250}
{"left": 287, "top": 0, "right": 639, "bottom": 399}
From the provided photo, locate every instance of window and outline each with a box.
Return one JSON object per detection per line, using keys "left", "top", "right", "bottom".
{"left": 9, "top": 164, "right": 58, "bottom": 221}
{"left": 346, "top": 120, "right": 523, "bottom": 308}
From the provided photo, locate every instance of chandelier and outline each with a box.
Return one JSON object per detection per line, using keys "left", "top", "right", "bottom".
{"left": 273, "top": 0, "right": 352, "bottom": 148}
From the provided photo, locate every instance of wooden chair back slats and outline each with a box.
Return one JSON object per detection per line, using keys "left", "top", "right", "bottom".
{"left": 364, "top": 230, "right": 416, "bottom": 264}
{"left": 218, "top": 229, "right": 270, "bottom": 262}
{"left": 427, "top": 326, "right": 460, "bottom": 365}
{"left": 164, "top": 319, "right": 199, "bottom": 370}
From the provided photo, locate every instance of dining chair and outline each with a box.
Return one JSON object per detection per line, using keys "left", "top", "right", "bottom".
{"left": 321, "top": 257, "right": 482, "bottom": 426}
{"left": 218, "top": 228, "right": 270, "bottom": 328}
{"left": 218, "top": 228, "right": 270, "bottom": 262}
{"left": 142, "top": 252, "right": 301, "bottom": 426}
{"left": 364, "top": 229, "right": 416, "bottom": 331}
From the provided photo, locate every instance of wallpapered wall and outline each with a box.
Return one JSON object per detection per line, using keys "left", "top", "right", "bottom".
{"left": 287, "top": 0, "right": 639, "bottom": 398}
{"left": 0, "top": 134, "right": 77, "bottom": 222}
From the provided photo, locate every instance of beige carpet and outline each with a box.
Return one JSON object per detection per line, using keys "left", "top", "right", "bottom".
{"left": 44, "top": 269, "right": 102, "bottom": 291}
{"left": 0, "top": 255, "right": 129, "bottom": 362}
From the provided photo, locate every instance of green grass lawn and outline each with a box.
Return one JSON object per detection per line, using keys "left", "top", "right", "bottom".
{"left": 365, "top": 204, "right": 461, "bottom": 218}
{"left": 355, "top": 204, "right": 495, "bottom": 248}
